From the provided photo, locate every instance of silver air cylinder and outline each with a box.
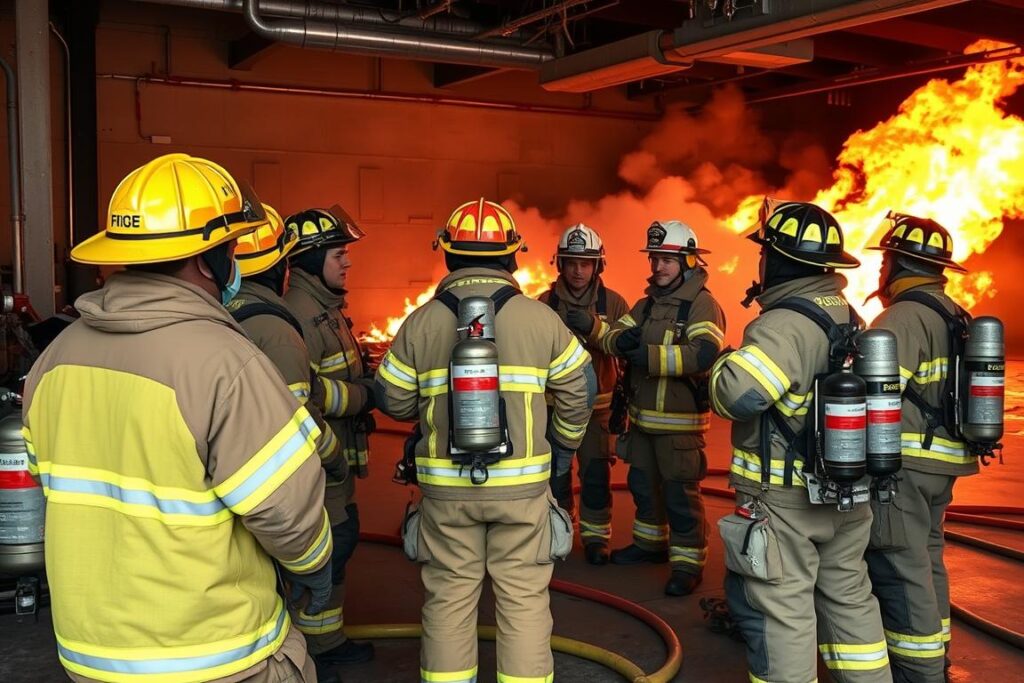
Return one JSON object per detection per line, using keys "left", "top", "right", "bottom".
{"left": 854, "top": 329, "right": 902, "bottom": 477}
{"left": 820, "top": 369, "right": 867, "bottom": 484}
{"left": 962, "top": 316, "right": 1004, "bottom": 445}
{"left": 450, "top": 297, "right": 501, "bottom": 452}
{"left": 0, "top": 410, "right": 45, "bottom": 575}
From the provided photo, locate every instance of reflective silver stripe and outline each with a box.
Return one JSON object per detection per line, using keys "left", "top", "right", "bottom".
{"left": 779, "top": 392, "right": 812, "bottom": 412}
{"left": 670, "top": 546, "right": 707, "bottom": 566}
{"left": 57, "top": 603, "right": 287, "bottom": 676}
{"left": 819, "top": 649, "right": 889, "bottom": 663}
{"left": 731, "top": 455, "right": 789, "bottom": 482}
{"left": 632, "top": 410, "right": 709, "bottom": 426}
{"left": 421, "top": 675, "right": 477, "bottom": 683}
{"left": 580, "top": 520, "right": 611, "bottom": 538}
{"left": 321, "top": 351, "right": 355, "bottom": 371}
{"left": 549, "top": 342, "right": 586, "bottom": 379}
{"left": 665, "top": 346, "right": 679, "bottom": 375}
{"left": 218, "top": 416, "right": 318, "bottom": 510}
{"left": 499, "top": 373, "right": 546, "bottom": 390}
{"left": 40, "top": 473, "right": 225, "bottom": 517}
{"left": 419, "top": 375, "right": 448, "bottom": 390}
{"left": 291, "top": 387, "right": 310, "bottom": 400}
{"left": 381, "top": 357, "right": 415, "bottom": 385}
{"left": 900, "top": 439, "right": 966, "bottom": 457}
{"left": 416, "top": 462, "right": 550, "bottom": 479}
{"left": 734, "top": 348, "right": 787, "bottom": 396}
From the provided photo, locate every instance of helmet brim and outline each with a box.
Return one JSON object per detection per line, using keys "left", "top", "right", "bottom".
{"left": 70, "top": 219, "right": 263, "bottom": 266}
{"left": 769, "top": 242, "right": 860, "bottom": 269}
{"left": 640, "top": 247, "right": 711, "bottom": 255}
{"left": 238, "top": 233, "right": 299, "bottom": 277}
{"left": 439, "top": 238, "right": 523, "bottom": 257}
{"left": 867, "top": 245, "right": 967, "bottom": 273}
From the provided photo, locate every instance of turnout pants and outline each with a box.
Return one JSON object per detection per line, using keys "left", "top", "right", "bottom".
{"left": 291, "top": 476, "right": 357, "bottom": 654}
{"left": 626, "top": 429, "right": 708, "bottom": 575}
{"left": 724, "top": 496, "right": 892, "bottom": 683}
{"left": 866, "top": 468, "right": 955, "bottom": 682}
{"left": 554, "top": 408, "right": 613, "bottom": 547}
{"left": 417, "top": 492, "right": 555, "bottom": 683}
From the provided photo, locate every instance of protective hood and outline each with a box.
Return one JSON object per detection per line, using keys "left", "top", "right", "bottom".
{"left": 75, "top": 271, "right": 242, "bottom": 335}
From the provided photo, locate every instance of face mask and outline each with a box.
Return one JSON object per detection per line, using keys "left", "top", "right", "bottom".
{"left": 221, "top": 259, "right": 242, "bottom": 306}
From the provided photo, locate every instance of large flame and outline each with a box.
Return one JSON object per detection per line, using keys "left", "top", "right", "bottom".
{"left": 362, "top": 264, "right": 555, "bottom": 343}
{"left": 727, "top": 40, "right": 1024, "bottom": 320}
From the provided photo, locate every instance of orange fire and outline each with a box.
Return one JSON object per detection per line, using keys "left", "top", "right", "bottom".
{"left": 727, "top": 40, "right": 1024, "bottom": 321}
{"left": 362, "top": 264, "right": 555, "bottom": 343}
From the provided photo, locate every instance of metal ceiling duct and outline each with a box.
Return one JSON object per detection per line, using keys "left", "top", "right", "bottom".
{"left": 540, "top": 0, "right": 971, "bottom": 92}
{"left": 133, "top": 0, "right": 552, "bottom": 68}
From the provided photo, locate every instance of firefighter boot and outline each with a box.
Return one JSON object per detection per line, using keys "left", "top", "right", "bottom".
{"left": 610, "top": 544, "right": 669, "bottom": 565}
{"left": 665, "top": 571, "right": 703, "bottom": 596}
{"left": 585, "top": 543, "right": 609, "bottom": 565}
{"left": 315, "top": 639, "right": 375, "bottom": 666}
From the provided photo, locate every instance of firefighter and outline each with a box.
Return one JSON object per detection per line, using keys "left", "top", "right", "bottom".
{"left": 376, "top": 198, "right": 595, "bottom": 683}
{"left": 22, "top": 154, "right": 332, "bottom": 683}
{"left": 227, "top": 204, "right": 354, "bottom": 675}
{"left": 599, "top": 220, "right": 726, "bottom": 596}
{"left": 282, "top": 205, "right": 376, "bottom": 665}
{"left": 865, "top": 213, "right": 976, "bottom": 682}
{"left": 539, "top": 223, "right": 629, "bottom": 565}
{"left": 711, "top": 200, "right": 891, "bottom": 683}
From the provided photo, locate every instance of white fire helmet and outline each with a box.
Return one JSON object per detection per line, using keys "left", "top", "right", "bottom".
{"left": 640, "top": 220, "right": 710, "bottom": 267}
{"left": 554, "top": 223, "right": 605, "bottom": 273}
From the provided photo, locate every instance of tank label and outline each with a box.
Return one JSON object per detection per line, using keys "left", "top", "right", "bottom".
{"left": 867, "top": 397, "right": 901, "bottom": 453}
{"left": 824, "top": 402, "right": 866, "bottom": 463}
{"left": 0, "top": 451, "right": 28, "bottom": 472}
{"left": 968, "top": 372, "right": 1004, "bottom": 425}
{"left": 452, "top": 364, "right": 499, "bottom": 392}
{"left": 452, "top": 363, "right": 500, "bottom": 430}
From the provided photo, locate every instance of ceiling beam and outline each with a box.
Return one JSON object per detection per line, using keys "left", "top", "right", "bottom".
{"left": 814, "top": 31, "right": 941, "bottom": 66}
{"left": 846, "top": 17, "right": 976, "bottom": 52}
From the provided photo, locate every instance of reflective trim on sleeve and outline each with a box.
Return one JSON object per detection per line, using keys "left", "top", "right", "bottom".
{"left": 727, "top": 346, "right": 790, "bottom": 401}
{"left": 687, "top": 321, "right": 725, "bottom": 346}
{"left": 379, "top": 351, "right": 417, "bottom": 391}
{"left": 549, "top": 337, "right": 589, "bottom": 381}
{"left": 279, "top": 508, "right": 332, "bottom": 574}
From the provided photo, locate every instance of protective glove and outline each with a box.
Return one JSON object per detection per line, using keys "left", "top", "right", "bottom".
{"left": 281, "top": 558, "right": 334, "bottom": 615}
{"left": 565, "top": 308, "right": 595, "bottom": 336}
{"left": 623, "top": 344, "right": 649, "bottom": 370}
{"left": 353, "top": 377, "right": 377, "bottom": 413}
{"left": 614, "top": 327, "right": 643, "bottom": 355}
{"left": 549, "top": 435, "right": 576, "bottom": 478}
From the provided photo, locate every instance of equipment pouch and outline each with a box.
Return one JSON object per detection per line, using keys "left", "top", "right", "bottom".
{"left": 401, "top": 504, "right": 426, "bottom": 562}
{"left": 718, "top": 512, "right": 782, "bottom": 584}
{"left": 548, "top": 502, "right": 574, "bottom": 561}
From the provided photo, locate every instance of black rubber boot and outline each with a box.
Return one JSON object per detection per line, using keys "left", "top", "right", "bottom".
{"left": 584, "top": 543, "right": 610, "bottom": 566}
{"left": 315, "top": 639, "right": 375, "bottom": 666}
{"left": 665, "top": 571, "right": 702, "bottom": 596}
{"left": 610, "top": 544, "right": 668, "bottom": 565}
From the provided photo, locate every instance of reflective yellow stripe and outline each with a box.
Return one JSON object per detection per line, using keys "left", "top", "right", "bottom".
{"left": 37, "top": 462, "right": 233, "bottom": 527}
{"left": 427, "top": 396, "right": 438, "bottom": 459}
{"left": 884, "top": 629, "right": 946, "bottom": 658}
{"left": 525, "top": 393, "right": 534, "bottom": 457}
{"left": 730, "top": 448, "right": 806, "bottom": 488}
{"left": 497, "top": 673, "right": 553, "bottom": 683}
{"left": 294, "top": 606, "right": 342, "bottom": 635}
{"left": 57, "top": 599, "right": 290, "bottom": 683}
{"left": 942, "top": 618, "right": 952, "bottom": 643}
{"left": 320, "top": 377, "right": 350, "bottom": 417}
{"left": 580, "top": 520, "right": 611, "bottom": 539}
{"left": 911, "top": 357, "right": 948, "bottom": 385}
{"left": 710, "top": 356, "right": 738, "bottom": 421}
{"left": 280, "top": 508, "right": 332, "bottom": 573}
{"left": 380, "top": 351, "right": 417, "bottom": 391}
{"left": 901, "top": 433, "right": 972, "bottom": 465}
{"left": 619, "top": 314, "right": 637, "bottom": 328}
{"left": 656, "top": 330, "right": 672, "bottom": 411}
{"left": 551, "top": 411, "right": 586, "bottom": 442}
{"left": 288, "top": 382, "right": 311, "bottom": 404}
{"left": 415, "top": 453, "right": 551, "bottom": 488}
{"left": 818, "top": 640, "right": 890, "bottom": 670}
{"left": 775, "top": 390, "right": 813, "bottom": 417}
{"left": 320, "top": 349, "right": 358, "bottom": 373}
{"left": 214, "top": 410, "right": 319, "bottom": 515}
{"left": 343, "top": 447, "right": 368, "bottom": 469}
{"left": 687, "top": 321, "right": 725, "bottom": 345}
{"left": 500, "top": 365, "right": 547, "bottom": 394}
{"left": 22, "top": 427, "right": 37, "bottom": 475}
{"left": 670, "top": 545, "right": 707, "bottom": 567}
{"left": 418, "top": 368, "right": 449, "bottom": 397}
{"left": 728, "top": 346, "right": 789, "bottom": 401}
{"left": 549, "top": 337, "right": 589, "bottom": 381}
{"left": 629, "top": 407, "right": 710, "bottom": 433}
{"left": 316, "top": 426, "right": 339, "bottom": 462}
{"left": 421, "top": 667, "right": 478, "bottom": 683}
{"left": 633, "top": 519, "right": 669, "bottom": 542}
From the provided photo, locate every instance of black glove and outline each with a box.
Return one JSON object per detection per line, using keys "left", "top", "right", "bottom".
{"left": 615, "top": 327, "right": 643, "bottom": 354}
{"left": 281, "top": 558, "right": 334, "bottom": 614}
{"left": 623, "top": 343, "right": 649, "bottom": 370}
{"left": 565, "top": 308, "right": 595, "bottom": 336}
{"left": 354, "top": 377, "right": 377, "bottom": 413}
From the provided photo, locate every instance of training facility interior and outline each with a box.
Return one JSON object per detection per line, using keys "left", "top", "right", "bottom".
{"left": 0, "top": 0, "right": 1023, "bottom": 681}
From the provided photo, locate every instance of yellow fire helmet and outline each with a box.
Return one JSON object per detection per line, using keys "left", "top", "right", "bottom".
{"left": 435, "top": 198, "right": 525, "bottom": 256}
{"left": 236, "top": 204, "right": 298, "bottom": 277}
{"left": 71, "top": 153, "right": 267, "bottom": 265}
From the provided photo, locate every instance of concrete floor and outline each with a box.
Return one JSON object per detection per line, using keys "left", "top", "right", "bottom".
{"left": 3, "top": 364, "right": 1024, "bottom": 682}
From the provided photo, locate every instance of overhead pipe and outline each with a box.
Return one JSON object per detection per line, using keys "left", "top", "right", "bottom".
{"left": 474, "top": 0, "right": 594, "bottom": 40}
{"left": 0, "top": 58, "right": 22, "bottom": 294}
{"left": 130, "top": 0, "right": 508, "bottom": 38}
{"left": 241, "top": 0, "right": 552, "bottom": 68}
{"left": 540, "top": 0, "right": 971, "bottom": 92}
